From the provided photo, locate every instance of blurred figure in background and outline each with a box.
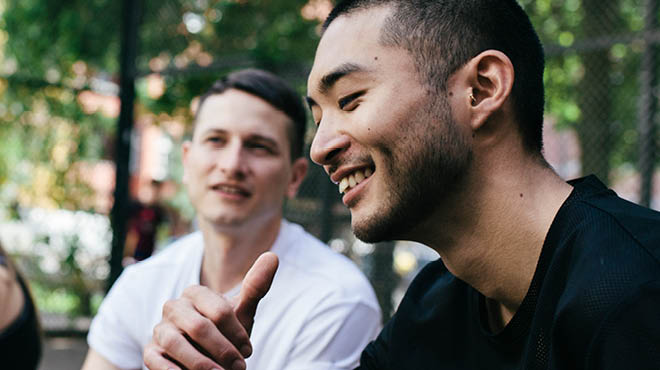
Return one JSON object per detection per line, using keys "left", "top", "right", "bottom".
{"left": 0, "top": 243, "right": 42, "bottom": 369}
{"left": 123, "top": 179, "right": 169, "bottom": 265}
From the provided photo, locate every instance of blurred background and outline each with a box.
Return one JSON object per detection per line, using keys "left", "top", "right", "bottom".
{"left": 0, "top": 0, "right": 658, "bottom": 368}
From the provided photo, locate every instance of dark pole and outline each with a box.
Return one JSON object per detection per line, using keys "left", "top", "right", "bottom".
{"left": 108, "top": 0, "right": 142, "bottom": 291}
{"left": 320, "top": 178, "right": 335, "bottom": 243}
{"left": 638, "top": 0, "right": 658, "bottom": 207}
{"left": 368, "top": 241, "right": 397, "bottom": 323}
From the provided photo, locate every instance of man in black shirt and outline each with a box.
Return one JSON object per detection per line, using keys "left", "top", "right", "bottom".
{"left": 356, "top": 175, "right": 660, "bottom": 369}
{"left": 145, "top": 1, "right": 660, "bottom": 369}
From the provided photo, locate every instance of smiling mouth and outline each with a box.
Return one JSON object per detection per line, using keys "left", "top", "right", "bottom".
{"left": 211, "top": 184, "right": 251, "bottom": 197}
{"left": 338, "top": 167, "right": 374, "bottom": 194}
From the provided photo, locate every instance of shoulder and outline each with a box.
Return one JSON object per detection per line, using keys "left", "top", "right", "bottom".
{"left": 358, "top": 260, "right": 463, "bottom": 369}
{"left": 0, "top": 265, "right": 24, "bottom": 332}
{"left": 553, "top": 192, "right": 660, "bottom": 308}
{"left": 546, "top": 179, "right": 660, "bottom": 343}
{"left": 125, "top": 232, "right": 202, "bottom": 273}
{"left": 107, "top": 231, "right": 204, "bottom": 299}
{"left": 273, "top": 221, "right": 379, "bottom": 307}
{"left": 564, "top": 176, "right": 660, "bottom": 259}
{"left": 550, "top": 178, "right": 660, "bottom": 281}
{"left": 393, "top": 259, "right": 465, "bottom": 321}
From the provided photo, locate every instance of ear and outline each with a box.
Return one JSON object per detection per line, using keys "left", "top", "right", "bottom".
{"left": 285, "top": 157, "right": 309, "bottom": 198}
{"left": 458, "top": 50, "right": 515, "bottom": 131}
{"left": 181, "top": 140, "right": 192, "bottom": 185}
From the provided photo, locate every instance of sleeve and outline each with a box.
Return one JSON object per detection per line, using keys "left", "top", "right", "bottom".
{"left": 282, "top": 299, "right": 382, "bottom": 370}
{"left": 87, "top": 269, "right": 145, "bottom": 370}
{"left": 586, "top": 280, "right": 660, "bottom": 369}
{"left": 355, "top": 315, "right": 393, "bottom": 370}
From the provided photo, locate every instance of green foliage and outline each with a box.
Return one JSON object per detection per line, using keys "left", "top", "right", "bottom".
{"left": 522, "top": 0, "right": 649, "bottom": 178}
{"left": 138, "top": 0, "right": 320, "bottom": 119}
{"left": 0, "top": 0, "right": 656, "bottom": 319}
{"left": 2, "top": 0, "right": 121, "bottom": 79}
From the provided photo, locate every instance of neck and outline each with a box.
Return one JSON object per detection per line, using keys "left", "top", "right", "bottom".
{"left": 198, "top": 216, "right": 282, "bottom": 293}
{"left": 420, "top": 149, "right": 572, "bottom": 327}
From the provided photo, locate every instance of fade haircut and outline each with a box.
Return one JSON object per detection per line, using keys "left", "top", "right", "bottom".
{"left": 195, "top": 68, "right": 308, "bottom": 160}
{"left": 323, "top": 0, "right": 546, "bottom": 154}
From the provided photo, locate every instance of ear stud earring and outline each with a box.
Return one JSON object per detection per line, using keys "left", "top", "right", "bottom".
{"left": 469, "top": 93, "right": 477, "bottom": 105}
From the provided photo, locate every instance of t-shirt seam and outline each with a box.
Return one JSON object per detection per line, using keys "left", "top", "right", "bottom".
{"left": 573, "top": 198, "right": 660, "bottom": 266}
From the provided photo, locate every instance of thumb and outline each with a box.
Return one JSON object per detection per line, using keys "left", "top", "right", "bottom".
{"left": 234, "top": 252, "right": 279, "bottom": 334}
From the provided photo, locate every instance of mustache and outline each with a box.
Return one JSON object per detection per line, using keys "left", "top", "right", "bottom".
{"left": 326, "top": 153, "right": 373, "bottom": 177}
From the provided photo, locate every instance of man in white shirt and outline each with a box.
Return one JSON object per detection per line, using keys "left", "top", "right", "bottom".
{"left": 82, "top": 68, "right": 381, "bottom": 370}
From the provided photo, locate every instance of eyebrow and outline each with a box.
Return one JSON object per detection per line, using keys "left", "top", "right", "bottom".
{"left": 319, "top": 62, "right": 365, "bottom": 94}
{"left": 200, "top": 129, "right": 279, "bottom": 147}
{"left": 306, "top": 62, "right": 367, "bottom": 109}
{"left": 246, "top": 134, "right": 279, "bottom": 148}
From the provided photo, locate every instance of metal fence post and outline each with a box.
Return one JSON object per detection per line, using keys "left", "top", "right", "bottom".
{"left": 320, "top": 178, "right": 335, "bottom": 243}
{"left": 108, "top": 0, "right": 143, "bottom": 292}
{"left": 368, "top": 241, "right": 398, "bottom": 323}
{"left": 638, "top": 0, "right": 658, "bottom": 207}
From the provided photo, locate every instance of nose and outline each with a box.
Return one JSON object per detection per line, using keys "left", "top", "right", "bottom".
{"left": 310, "top": 120, "right": 350, "bottom": 166}
{"left": 218, "top": 140, "right": 247, "bottom": 178}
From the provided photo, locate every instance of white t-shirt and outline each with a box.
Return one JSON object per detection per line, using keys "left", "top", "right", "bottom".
{"left": 88, "top": 220, "right": 382, "bottom": 370}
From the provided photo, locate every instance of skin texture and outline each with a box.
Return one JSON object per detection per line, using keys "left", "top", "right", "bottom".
{"left": 183, "top": 89, "right": 307, "bottom": 234}
{"left": 307, "top": 6, "right": 472, "bottom": 243}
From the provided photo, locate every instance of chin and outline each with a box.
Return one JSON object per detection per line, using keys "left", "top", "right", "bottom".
{"left": 351, "top": 194, "right": 431, "bottom": 244}
{"left": 351, "top": 213, "right": 399, "bottom": 244}
{"left": 207, "top": 213, "right": 247, "bottom": 227}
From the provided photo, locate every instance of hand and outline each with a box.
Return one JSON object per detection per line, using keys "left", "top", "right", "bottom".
{"left": 144, "top": 252, "right": 279, "bottom": 370}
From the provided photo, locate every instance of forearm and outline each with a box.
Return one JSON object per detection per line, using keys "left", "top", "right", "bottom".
{"left": 81, "top": 349, "right": 124, "bottom": 370}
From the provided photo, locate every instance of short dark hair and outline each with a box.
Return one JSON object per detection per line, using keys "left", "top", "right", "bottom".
{"left": 195, "top": 68, "right": 307, "bottom": 160}
{"left": 323, "top": 0, "right": 546, "bottom": 154}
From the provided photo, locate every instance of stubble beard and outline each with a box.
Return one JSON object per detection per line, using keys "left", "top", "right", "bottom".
{"left": 352, "top": 96, "right": 472, "bottom": 243}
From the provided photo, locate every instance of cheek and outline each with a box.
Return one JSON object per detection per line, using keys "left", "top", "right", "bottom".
{"left": 254, "top": 163, "right": 289, "bottom": 185}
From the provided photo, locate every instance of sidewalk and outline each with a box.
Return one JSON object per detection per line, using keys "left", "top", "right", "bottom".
{"left": 39, "top": 337, "right": 88, "bottom": 370}
{"left": 39, "top": 312, "right": 89, "bottom": 370}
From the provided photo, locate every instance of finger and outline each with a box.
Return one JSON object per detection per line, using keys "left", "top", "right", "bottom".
{"left": 153, "top": 321, "right": 242, "bottom": 370}
{"left": 162, "top": 294, "right": 248, "bottom": 366}
{"left": 234, "top": 252, "right": 279, "bottom": 334}
{"left": 182, "top": 286, "right": 251, "bottom": 355}
{"left": 143, "top": 341, "right": 182, "bottom": 370}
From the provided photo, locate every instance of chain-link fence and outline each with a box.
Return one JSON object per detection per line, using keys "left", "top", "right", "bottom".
{"left": 0, "top": 0, "right": 658, "bottom": 335}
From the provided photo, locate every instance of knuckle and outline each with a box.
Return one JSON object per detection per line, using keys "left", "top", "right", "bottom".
{"left": 162, "top": 299, "right": 177, "bottom": 317}
{"left": 152, "top": 323, "right": 164, "bottom": 343}
{"left": 215, "top": 346, "right": 238, "bottom": 364}
{"left": 187, "top": 316, "right": 211, "bottom": 338}
{"left": 183, "top": 285, "right": 203, "bottom": 297}
{"left": 191, "top": 358, "right": 213, "bottom": 370}
{"left": 209, "top": 301, "right": 232, "bottom": 324}
{"left": 142, "top": 344, "right": 157, "bottom": 364}
{"left": 159, "top": 330, "right": 180, "bottom": 351}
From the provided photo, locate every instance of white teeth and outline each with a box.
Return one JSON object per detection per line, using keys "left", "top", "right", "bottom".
{"left": 338, "top": 168, "right": 374, "bottom": 194}
{"left": 339, "top": 178, "right": 349, "bottom": 194}
{"left": 216, "top": 185, "right": 245, "bottom": 195}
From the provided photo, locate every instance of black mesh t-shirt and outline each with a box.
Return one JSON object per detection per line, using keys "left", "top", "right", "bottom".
{"left": 358, "top": 176, "right": 660, "bottom": 369}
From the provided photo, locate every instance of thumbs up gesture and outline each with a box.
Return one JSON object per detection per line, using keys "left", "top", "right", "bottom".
{"left": 144, "top": 252, "right": 279, "bottom": 370}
